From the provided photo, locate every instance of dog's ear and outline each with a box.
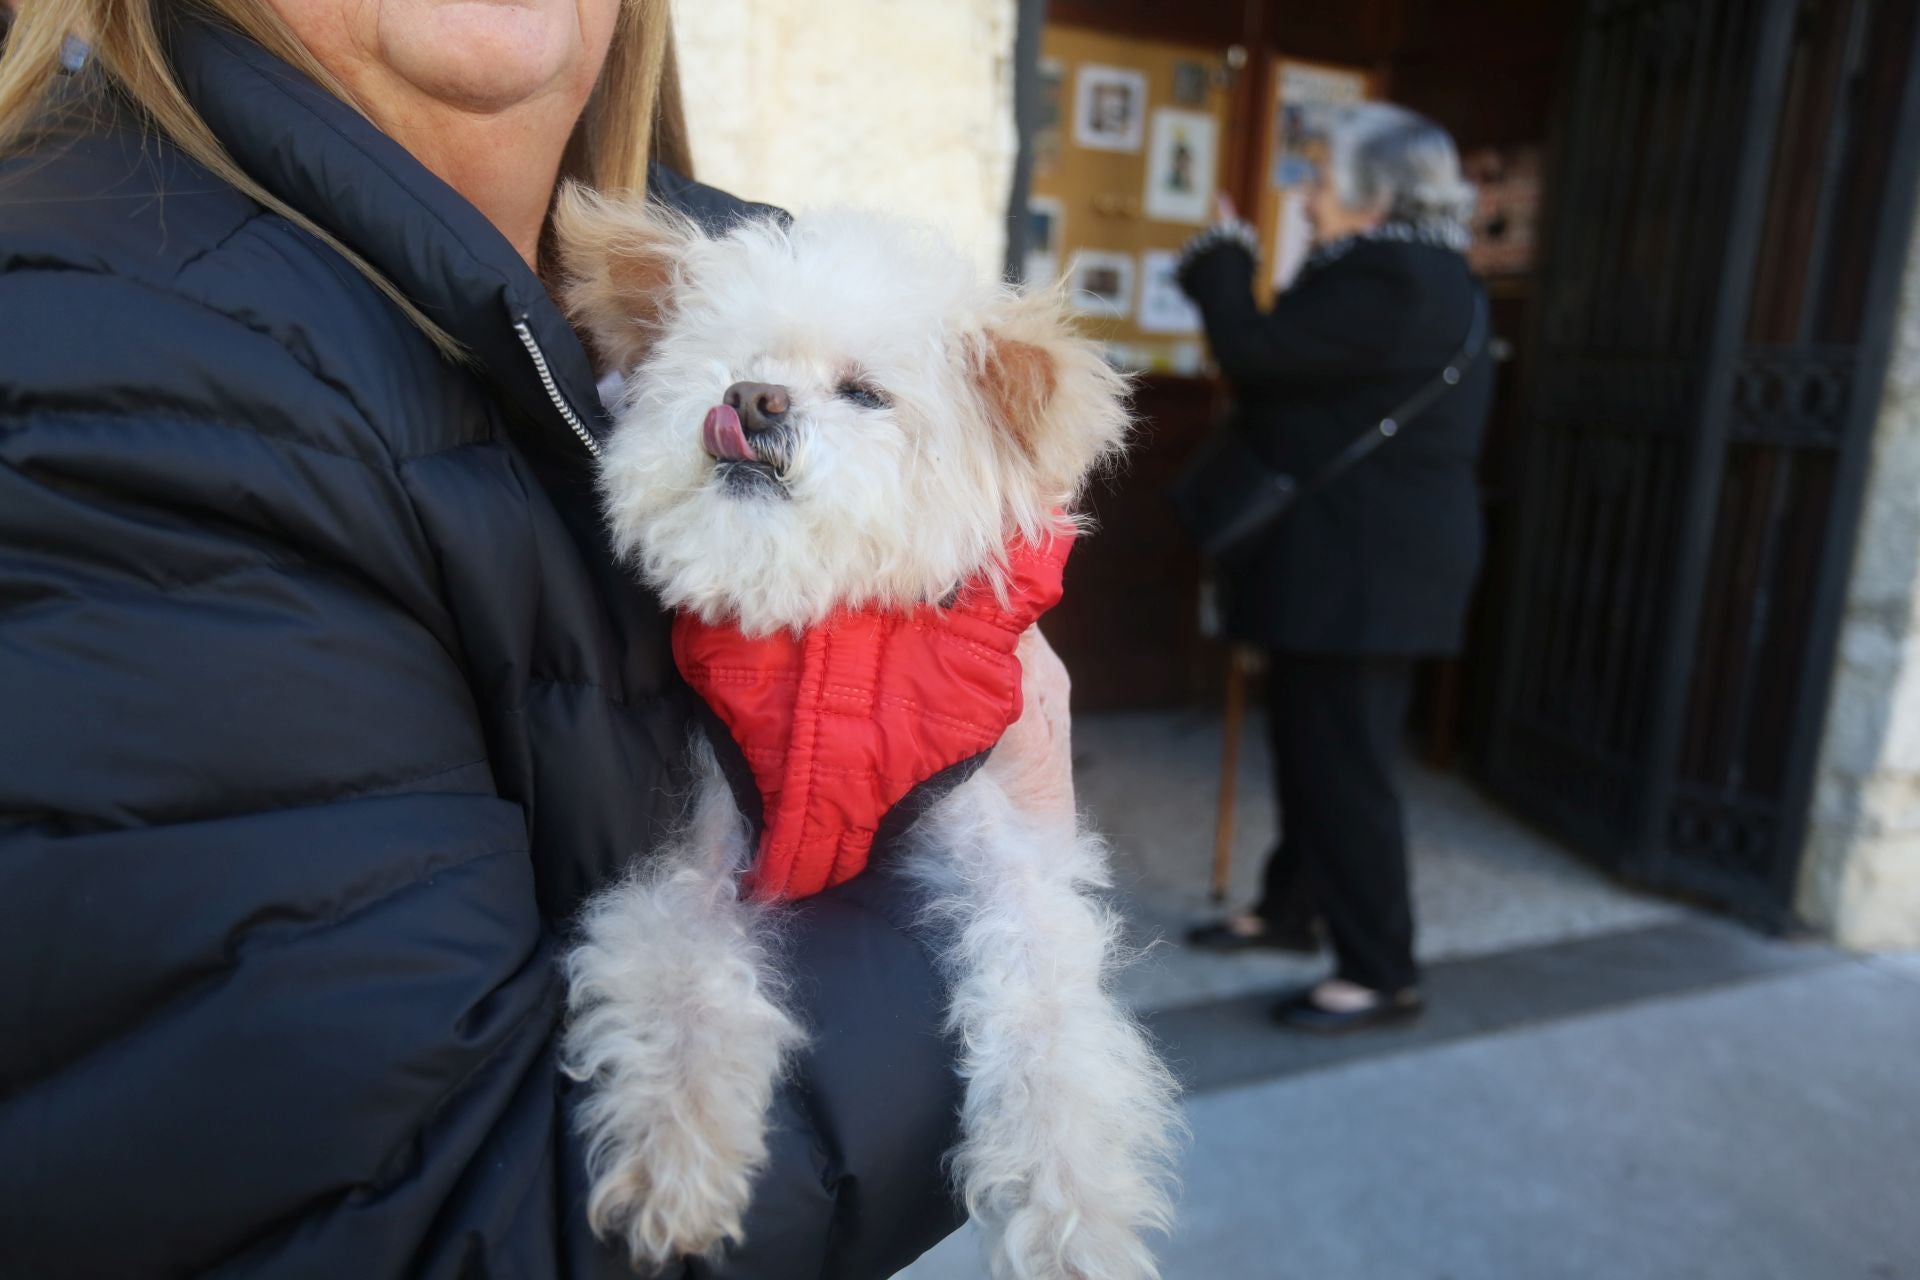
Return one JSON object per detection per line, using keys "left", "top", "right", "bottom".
{"left": 974, "top": 291, "right": 1132, "bottom": 503}
{"left": 552, "top": 182, "right": 698, "bottom": 374}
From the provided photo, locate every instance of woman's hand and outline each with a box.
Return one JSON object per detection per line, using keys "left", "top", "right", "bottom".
{"left": 1177, "top": 194, "right": 1260, "bottom": 296}
{"left": 984, "top": 626, "right": 1077, "bottom": 831}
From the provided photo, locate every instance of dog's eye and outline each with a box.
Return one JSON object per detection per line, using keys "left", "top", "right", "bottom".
{"left": 836, "top": 379, "right": 891, "bottom": 410}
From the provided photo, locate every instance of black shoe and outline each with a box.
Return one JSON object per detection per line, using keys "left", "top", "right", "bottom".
{"left": 1272, "top": 986, "right": 1424, "bottom": 1035}
{"left": 1184, "top": 917, "right": 1322, "bottom": 955}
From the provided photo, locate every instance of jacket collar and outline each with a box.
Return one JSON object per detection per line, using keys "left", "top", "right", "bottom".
{"left": 166, "top": 18, "right": 608, "bottom": 452}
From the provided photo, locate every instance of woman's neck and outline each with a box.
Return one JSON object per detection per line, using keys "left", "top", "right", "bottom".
{"left": 264, "top": 0, "right": 616, "bottom": 271}
{"left": 374, "top": 98, "right": 580, "bottom": 269}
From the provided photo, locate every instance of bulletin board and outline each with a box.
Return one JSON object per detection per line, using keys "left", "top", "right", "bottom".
{"left": 1030, "top": 26, "right": 1233, "bottom": 375}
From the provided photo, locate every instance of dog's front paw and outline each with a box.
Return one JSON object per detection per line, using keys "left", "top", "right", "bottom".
{"left": 568, "top": 960, "right": 798, "bottom": 1268}
{"left": 989, "top": 1194, "right": 1168, "bottom": 1280}
{"left": 960, "top": 1015, "right": 1182, "bottom": 1280}
{"left": 924, "top": 810, "right": 1184, "bottom": 1280}
{"left": 575, "top": 1099, "right": 761, "bottom": 1267}
{"left": 564, "top": 863, "right": 806, "bottom": 1268}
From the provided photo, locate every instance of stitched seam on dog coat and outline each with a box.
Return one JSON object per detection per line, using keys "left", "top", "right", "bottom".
{"left": 674, "top": 530, "right": 1075, "bottom": 900}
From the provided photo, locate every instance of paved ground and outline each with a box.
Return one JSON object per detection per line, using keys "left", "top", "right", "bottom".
{"left": 1076, "top": 710, "right": 1684, "bottom": 1009}
{"left": 892, "top": 712, "right": 1920, "bottom": 1280}
{"left": 901, "top": 946, "right": 1920, "bottom": 1280}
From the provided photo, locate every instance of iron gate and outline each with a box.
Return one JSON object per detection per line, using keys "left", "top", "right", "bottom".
{"left": 1484, "top": 0, "right": 1920, "bottom": 924}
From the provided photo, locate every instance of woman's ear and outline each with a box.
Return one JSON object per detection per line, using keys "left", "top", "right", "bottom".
{"left": 551, "top": 182, "right": 698, "bottom": 374}
{"left": 974, "top": 290, "right": 1133, "bottom": 504}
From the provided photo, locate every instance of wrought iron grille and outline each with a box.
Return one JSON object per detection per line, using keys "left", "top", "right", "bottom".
{"left": 1483, "top": 0, "right": 1920, "bottom": 924}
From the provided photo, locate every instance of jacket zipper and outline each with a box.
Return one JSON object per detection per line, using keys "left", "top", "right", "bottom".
{"left": 512, "top": 318, "right": 602, "bottom": 459}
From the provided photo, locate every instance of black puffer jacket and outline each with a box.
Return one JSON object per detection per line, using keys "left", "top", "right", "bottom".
{"left": 1179, "top": 235, "right": 1493, "bottom": 655}
{"left": 0, "top": 19, "right": 962, "bottom": 1279}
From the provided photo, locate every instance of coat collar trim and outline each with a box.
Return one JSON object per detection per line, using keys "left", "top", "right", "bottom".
{"left": 166, "top": 18, "right": 608, "bottom": 452}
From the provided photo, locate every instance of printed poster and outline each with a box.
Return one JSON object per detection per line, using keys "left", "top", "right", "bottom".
{"left": 1143, "top": 109, "right": 1217, "bottom": 225}
{"left": 1024, "top": 195, "right": 1063, "bottom": 287}
{"left": 1137, "top": 250, "right": 1202, "bottom": 334}
{"left": 1067, "top": 250, "right": 1134, "bottom": 318}
{"left": 1073, "top": 64, "right": 1147, "bottom": 154}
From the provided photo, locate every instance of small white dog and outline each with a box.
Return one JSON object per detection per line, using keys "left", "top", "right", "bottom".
{"left": 553, "top": 187, "right": 1182, "bottom": 1280}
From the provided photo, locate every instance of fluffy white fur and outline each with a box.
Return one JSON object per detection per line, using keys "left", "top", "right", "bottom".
{"left": 901, "top": 778, "right": 1184, "bottom": 1279}
{"left": 562, "top": 189, "right": 1127, "bottom": 636}
{"left": 561, "top": 739, "right": 804, "bottom": 1268}
{"left": 555, "top": 185, "right": 1180, "bottom": 1277}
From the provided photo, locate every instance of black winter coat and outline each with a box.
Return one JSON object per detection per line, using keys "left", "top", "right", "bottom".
{"left": 1178, "top": 235, "right": 1493, "bottom": 655}
{"left": 0, "top": 20, "right": 963, "bottom": 1279}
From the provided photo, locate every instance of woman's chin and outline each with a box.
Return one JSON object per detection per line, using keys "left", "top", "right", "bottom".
{"left": 379, "top": 0, "right": 593, "bottom": 114}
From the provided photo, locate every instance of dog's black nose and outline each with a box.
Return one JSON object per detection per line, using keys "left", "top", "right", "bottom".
{"left": 723, "top": 382, "right": 790, "bottom": 434}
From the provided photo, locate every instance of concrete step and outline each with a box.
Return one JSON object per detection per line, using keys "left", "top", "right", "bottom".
{"left": 1146, "top": 916, "right": 1837, "bottom": 1095}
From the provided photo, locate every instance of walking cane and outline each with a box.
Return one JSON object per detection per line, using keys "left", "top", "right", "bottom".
{"left": 1210, "top": 645, "right": 1248, "bottom": 903}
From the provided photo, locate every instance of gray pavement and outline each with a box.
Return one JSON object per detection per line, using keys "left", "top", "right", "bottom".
{"left": 901, "top": 953, "right": 1920, "bottom": 1280}
{"left": 891, "top": 712, "right": 1920, "bottom": 1280}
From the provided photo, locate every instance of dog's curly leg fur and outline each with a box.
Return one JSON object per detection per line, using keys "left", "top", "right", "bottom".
{"left": 905, "top": 775, "right": 1186, "bottom": 1280}
{"left": 562, "top": 739, "right": 804, "bottom": 1269}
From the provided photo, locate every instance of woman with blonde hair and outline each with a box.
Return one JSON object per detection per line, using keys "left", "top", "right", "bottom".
{"left": 0, "top": 2, "right": 1069, "bottom": 1273}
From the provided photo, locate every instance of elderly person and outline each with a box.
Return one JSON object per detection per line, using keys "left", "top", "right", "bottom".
{"left": 0, "top": 2, "right": 1075, "bottom": 1275}
{"left": 1178, "top": 104, "right": 1492, "bottom": 1034}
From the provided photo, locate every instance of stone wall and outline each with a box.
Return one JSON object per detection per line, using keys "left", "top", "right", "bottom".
{"left": 1798, "top": 207, "right": 1920, "bottom": 949}
{"left": 670, "top": 0, "right": 1019, "bottom": 276}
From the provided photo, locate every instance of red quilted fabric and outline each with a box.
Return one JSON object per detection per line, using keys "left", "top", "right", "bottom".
{"left": 674, "top": 530, "right": 1075, "bottom": 899}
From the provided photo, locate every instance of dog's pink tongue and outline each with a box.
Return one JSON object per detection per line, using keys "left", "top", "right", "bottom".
{"left": 702, "top": 404, "right": 754, "bottom": 461}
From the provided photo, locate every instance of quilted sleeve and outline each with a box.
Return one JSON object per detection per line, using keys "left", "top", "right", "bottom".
{"left": 0, "top": 269, "right": 568, "bottom": 1279}
{"left": 1180, "top": 243, "right": 1424, "bottom": 388}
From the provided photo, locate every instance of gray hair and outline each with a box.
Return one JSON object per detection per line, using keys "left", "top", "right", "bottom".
{"left": 1299, "top": 102, "right": 1476, "bottom": 236}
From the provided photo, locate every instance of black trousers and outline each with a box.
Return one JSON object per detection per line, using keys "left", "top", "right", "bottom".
{"left": 1254, "top": 653, "right": 1419, "bottom": 993}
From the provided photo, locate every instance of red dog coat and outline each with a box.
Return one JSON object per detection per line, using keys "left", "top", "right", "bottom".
{"left": 673, "top": 531, "right": 1074, "bottom": 899}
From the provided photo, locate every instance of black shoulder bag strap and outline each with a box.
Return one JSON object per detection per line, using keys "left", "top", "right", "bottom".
{"left": 1292, "top": 287, "right": 1491, "bottom": 506}
{"left": 1171, "top": 287, "right": 1492, "bottom": 560}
